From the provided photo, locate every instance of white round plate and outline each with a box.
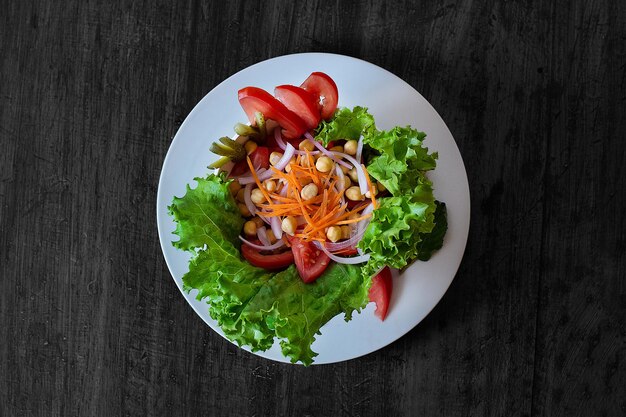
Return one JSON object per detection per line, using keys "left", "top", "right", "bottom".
{"left": 157, "top": 53, "right": 470, "bottom": 365}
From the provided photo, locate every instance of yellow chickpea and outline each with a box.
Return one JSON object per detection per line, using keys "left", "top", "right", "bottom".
{"left": 298, "top": 140, "right": 315, "bottom": 152}
{"left": 250, "top": 188, "right": 266, "bottom": 204}
{"left": 347, "top": 168, "right": 359, "bottom": 182}
{"left": 365, "top": 186, "right": 378, "bottom": 198}
{"left": 301, "top": 183, "right": 319, "bottom": 201}
{"left": 329, "top": 145, "right": 344, "bottom": 153}
{"left": 326, "top": 226, "right": 342, "bottom": 242}
{"left": 264, "top": 180, "right": 277, "bottom": 192}
{"left": 284, "top": 157, "right": 297, "bottom": 172}
{"left": 238, "top": 203, "right": 251, "bottom": 217}
{"left": 269, "top": 151, "right": 283, "bottom": 166}
{"left": 252, "top": 216, "right": 264, "bottom": 228}
{"left": 345, "top": 186, "right": 364, "bottom": 201}
{"left": 299, "top": 155, "right": 313, "bottom": 167}
{"left": 340, "top": 226, "right": 351, "bottom": 240}
{"left": 266, "top": 230, "right": 276, "bottom": 244}
{"left": 343, "top": 176, "right": 352, "bottom": 190}
{"left": 315, "top": 156, "right": 333, "bottom": 173}
{"left": 281, "top": 216, "right": 297, "bottom": 235}
{"left": 243, "top": 221, "right": 257, "bottom": 236}
{"left": 344, "top": 140, "right": 358, "bottom": 155}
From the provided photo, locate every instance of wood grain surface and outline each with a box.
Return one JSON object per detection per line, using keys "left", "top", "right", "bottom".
{"left": 1, "top": 1, "right": 624, "bottom": 416}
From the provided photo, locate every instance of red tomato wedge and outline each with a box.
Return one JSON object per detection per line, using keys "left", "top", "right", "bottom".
{"left": 238, "top": 87, "right": 307, "bottom": 139}
{"left": 229, "top": 146, "right": 269, "bottom": 176}
{"left": 369, "top": 267, "right": 393, "bottom": 321}
{"left": 300, "top": 72, "right": 339, "bottom": 120}
{"left": 288, "top": 236, "right": 330, "bottom": 283}
{"left": 241, "top": 244, "right": 294, "bottom": 270}
{"left": 274, "top": 85, "right": 321, "bottom": 130}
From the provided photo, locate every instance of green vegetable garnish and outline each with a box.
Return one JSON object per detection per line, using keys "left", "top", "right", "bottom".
{"left": 209, "top": 136, "right": 246, "bottom": 161}
{"left": 314, "top": 106, "right": 376, "bottom": 146}
{"left": 364, "top": 126, "right": 437, "bottom": 195}
{"left": 254, "top": 112, "right": 266, "bottom": 141}
{"left": 208, "top": 156, "right": 232, "bottom": 169}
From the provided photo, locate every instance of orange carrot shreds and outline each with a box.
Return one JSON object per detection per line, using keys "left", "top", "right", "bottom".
{"left": 306, "top": 203, "right": 369, "bottom": 234}
{"left": 322, "top": 168, "right": 336, "bottom": 189}
{"left": 246, "top": 157, "right": 272, "bottom": 203}
{"left": 267, "top": 194, "right": 298, "bottom": 203}
{"left": 305, "top": 149, "right": 316, "bottom": 171}
{"left": 361, "top": 164, "right": 377, "bottom": 209}
{"left": 335, "top": 212, "right": 372, "bottom": 226}
{"left": 302, "top": 204, "right": 349, "bottom": 236}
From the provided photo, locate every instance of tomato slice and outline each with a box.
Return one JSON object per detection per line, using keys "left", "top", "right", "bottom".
{"left": 241, "top": 244, "right": 294, "bottom": 270}
{"left": 369, "top": 267, "right": 393, "bottom": 321}
{"left": 289, "top": 237, "right": 330, "bottom": 283}
{"left": 300, "top": 72, "right": 339, "bottom": 120}
{"left": 250, "top": 146, "right": 269, "bottom": 170}
{"left": 274, "top": 85, "right": 321, "bottom": 130}
{"left": 238, "top": 87, "right": 307, "bottom": 139}
{"left": 229, "top": 146, "right": 269, "bottom": 176}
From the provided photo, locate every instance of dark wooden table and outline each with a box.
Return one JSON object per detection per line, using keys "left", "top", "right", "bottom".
{"left": 1, "top": 1, "right": 624, "bottom": 416}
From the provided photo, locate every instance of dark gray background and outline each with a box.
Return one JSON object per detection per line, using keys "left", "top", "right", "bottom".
{"left": 1, "top": 1, "right": 624, "bottom": 416}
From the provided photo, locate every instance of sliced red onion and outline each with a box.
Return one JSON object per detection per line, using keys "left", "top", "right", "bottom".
{"left": 319, "top": 227, "right": 367, "bottom": 252}
{"left": 237, "top": 168, "right": 269, "bottom": 185}
{"left": 312, "top": 140, "right": 351, "bottom": 168}
{"left": 274, "top": 127, "right": 288, "bottom": 150}
{"left": 356, "top": 202, "right": 375, "bottom": 234}
{"left": 275, "top": 128, "right": 319, "bottom": 156}
{"left": 243, "top": 183, "right": 257, "bottom": 215}
{"left": 220, "top": 161, "right": 234, "bottom": 176}
{"left": 355, "top": 136, "right": 364, "bottom": 163}
{"left": 279, "top": 182, "right": 289, "bottom": 197}
{"left": 273, "top": 143, "right": 296, "bottom": 171}
{"left": 237, "top": 143, "right": 295, "bottom": 185}
{"left": 314, "top": 241, "right": 371, "bottom": 264}
{"left": 239, "top": 236, "right": 285, "bottom": 251}
{"left": 331, "top": 151, "right": 369, "bottom": 195}
{"left": 257, "top": 226, "right": 270, "bottom": 246}
{"left": 270, "top": 216, "right": 283, "bottom": 240}
{"left": 335, "top": 164, "right": 345, "bottom": 192}
{"left": 303, "top": 131, "right": 315, "bottom": 142}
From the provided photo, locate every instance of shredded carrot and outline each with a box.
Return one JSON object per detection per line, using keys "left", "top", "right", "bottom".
{"left": 246, "top": 157, "right": 273, "bottom": 204}
{"left": 241, "top": 149, "right": 377, "bottom": 243}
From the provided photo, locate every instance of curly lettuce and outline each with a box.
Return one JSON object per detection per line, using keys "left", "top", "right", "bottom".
{"left": 314, "top": 106, "right": 376, "bottom": 146}
{"left": 356, "top": 120, "right": 446, "bottom": 277}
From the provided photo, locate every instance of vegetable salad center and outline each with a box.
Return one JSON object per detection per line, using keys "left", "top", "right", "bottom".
{"left": 168, "top": 72, "right": 447, "bottom": 365}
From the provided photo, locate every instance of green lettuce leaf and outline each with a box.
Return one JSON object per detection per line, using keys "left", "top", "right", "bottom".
{"left": 358, "top": 179, "right": 437, "bottom": 278}
{"left": 238, "top": 263, "right": 368, "bottom": 366}
{"left": 314, "top": 106, "right": 376, "bottom": 146}
{"left": 183, "top": 253, "right": 369, "bottom": 365}
{"left": 182, "top": 245, "right": 276, "bottom": 351}
{"left": 416, "top": 201, "right": 448, "bottom": 261}
{"left": 364, "top": 126, "right": 437, "bottom": 195}
{"left": 168, "top": 173, "right": 244, "bottom": 251}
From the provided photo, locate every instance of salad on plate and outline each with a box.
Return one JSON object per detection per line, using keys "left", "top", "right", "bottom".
{"left": 168, "top": 72, "right": 447, "bottom": 365}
